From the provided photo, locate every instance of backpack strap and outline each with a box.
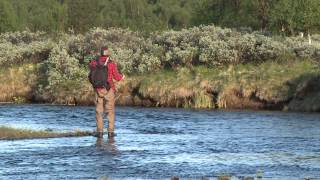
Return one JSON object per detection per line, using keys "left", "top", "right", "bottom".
{"left": 96, "top": 56, "right": 110, "bottom": 66}
{"left": 104, "top": 56, "right": 110, "bottom": 66}
{"left": 96, "top": 56, "right": 101, "bottom": 66}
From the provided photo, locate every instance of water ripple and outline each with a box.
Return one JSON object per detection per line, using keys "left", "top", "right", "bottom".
{"left": 0, "top": 104, "right": 320, "bottom": 179}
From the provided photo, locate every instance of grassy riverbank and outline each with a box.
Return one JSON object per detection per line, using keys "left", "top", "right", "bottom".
{"left": 118, "top": 57, "right": 320, "bottom": 111}
{"left": 0, "top": 126, "right": 94, "bottom": 140}
{"left": 1, "top": 57, "right": 319, "bottom": 112}
{"left": 1, "top": 26, "right": 320, "bottom": 112}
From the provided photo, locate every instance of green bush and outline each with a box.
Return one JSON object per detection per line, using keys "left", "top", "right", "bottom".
{"left": 0, "top": 30, "right": 46, "bottom": 44}
{"left": 0, "top": 30, "right": 53, "bottom": 66}
{"left": 38, "top": 43, "right": 88, "bottom": 103}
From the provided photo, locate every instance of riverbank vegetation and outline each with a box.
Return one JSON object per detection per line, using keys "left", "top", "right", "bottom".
{"left": 0, "top": 126, "right": 93, "bottom": 140}
{"left": 117, "top": 58, "right": 320, "bottom": 112}
{"left": 0, "top": 24, "right": 319, "bottom": 112}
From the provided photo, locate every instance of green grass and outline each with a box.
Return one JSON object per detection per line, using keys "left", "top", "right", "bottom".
{"left": 0, "top": 126, "right": 94, "bottom": 140}
{"left": 131, "top": 58, "right": 320, "bottom": 110}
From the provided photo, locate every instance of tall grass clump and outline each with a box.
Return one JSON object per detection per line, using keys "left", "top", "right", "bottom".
{"left": 0, "top": 63, "right": 38, "bottom": 102}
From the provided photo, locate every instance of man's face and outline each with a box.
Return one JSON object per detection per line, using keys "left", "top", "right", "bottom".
{"left": 103, "top": 49, "right": 109, "bottom": 56}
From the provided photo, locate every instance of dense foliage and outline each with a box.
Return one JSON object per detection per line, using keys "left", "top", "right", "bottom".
{"left": 0, "top": 0, "right": 320, "bottom": 35}
{"left": 1, "top": 26, "right": 320, "bottom": 72}
{"left": 0, "top": 25, "right": 319, "bottom": 105}
{"left": 0, "top": 25, "right": 319, "bottom": 110}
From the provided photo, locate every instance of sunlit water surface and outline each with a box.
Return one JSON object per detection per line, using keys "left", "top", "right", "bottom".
{"left": 0, "top": 104, "right": 319, "bottom": 179}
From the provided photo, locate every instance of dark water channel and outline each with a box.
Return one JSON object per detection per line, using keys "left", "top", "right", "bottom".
{"left": 0, "top": 104, "right": 319, "bottom": 179}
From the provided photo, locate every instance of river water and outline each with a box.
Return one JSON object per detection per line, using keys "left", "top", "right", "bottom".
{"left": 0, "top": 104, "right": 319, "bottom": 180}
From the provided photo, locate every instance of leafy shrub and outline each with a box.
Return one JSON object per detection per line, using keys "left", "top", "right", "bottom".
{"left": 0, "top": 30, "right": 46, "bottom": 44}
{"left": 72, "top": 27, "right": 162, "bottom": 73}
{"left": 38, "top": 43, "right": 88, "bottom": 103}
{"left": 1, "top": 25, "right": 320, "bottom": 72}
{"left": 152, "top": 27, "right": 202, "bottom": 67}
{"left": 0, "top": 30, "right": 53, "bottom": 66}
{"left": 283, "top": 36, "right": 320, "bottom": 60}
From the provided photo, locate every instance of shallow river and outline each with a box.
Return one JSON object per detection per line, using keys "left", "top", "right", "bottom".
{"left": 0, "top": 104, "right": 320, "bottom": 179}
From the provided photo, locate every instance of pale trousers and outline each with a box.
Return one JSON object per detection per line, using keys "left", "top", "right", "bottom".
{"left": 95, "top": 89, "right": 115, "bottom": 133}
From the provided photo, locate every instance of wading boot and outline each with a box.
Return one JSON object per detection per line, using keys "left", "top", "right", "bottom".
{"left": 94, "top": 132, "right": 104, "bottom": 138}
{"left": 108, "top": 132, "right": 116, "bottom": 138}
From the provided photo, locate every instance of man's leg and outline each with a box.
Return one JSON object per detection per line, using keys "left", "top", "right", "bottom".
{"left": 105, "top": 90, "right": 115, "bottom": 137}
{"left": 95, "top": 94, "right": 104, "bottom": 137}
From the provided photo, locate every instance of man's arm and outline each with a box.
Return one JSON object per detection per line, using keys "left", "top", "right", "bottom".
{"left": 111, "top": 62, "right": 124, "bottom": 81}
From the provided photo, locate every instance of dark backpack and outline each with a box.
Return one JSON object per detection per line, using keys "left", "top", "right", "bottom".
{"left": 89, "top": 56, "right": 111, "bottom": 90}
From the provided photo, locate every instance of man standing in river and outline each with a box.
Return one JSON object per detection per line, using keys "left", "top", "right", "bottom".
{"left": 88, "top": 47, "right": 125, "bottom": 138}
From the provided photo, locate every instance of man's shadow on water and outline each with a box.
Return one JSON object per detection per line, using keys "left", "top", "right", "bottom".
{"left": 95, "top": 137, "right": 119, "bottom": 155}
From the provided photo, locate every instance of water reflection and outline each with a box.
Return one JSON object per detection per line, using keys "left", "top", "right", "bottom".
{"left": 96, "top": 137, "right": 118, "bottom": 155}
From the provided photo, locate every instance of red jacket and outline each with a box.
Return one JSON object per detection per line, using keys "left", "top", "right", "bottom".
{"left": 89, "top": 55, "right": 123, "bottom": 91}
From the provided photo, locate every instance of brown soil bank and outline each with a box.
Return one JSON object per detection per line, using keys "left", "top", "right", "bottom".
{"left": 1, "top": 60, "right": 320, "bottom": 112}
